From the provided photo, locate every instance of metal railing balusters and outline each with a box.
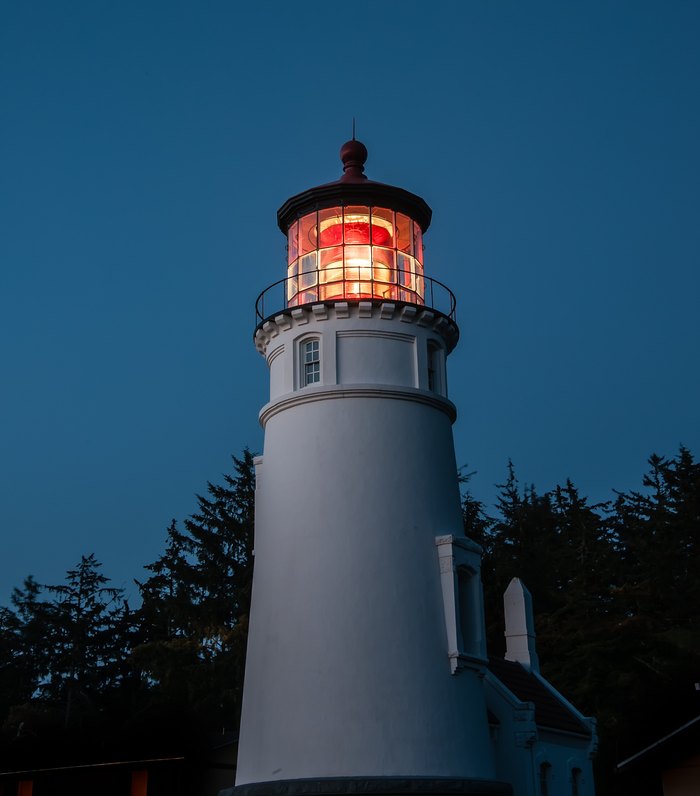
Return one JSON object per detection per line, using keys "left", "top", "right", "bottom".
{"left": 255, "top": 272, "right": 457, "bottom": 328}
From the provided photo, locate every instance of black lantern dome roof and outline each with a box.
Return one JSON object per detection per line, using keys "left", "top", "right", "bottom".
{"left": 277, "top": 139, "right": 432, "bottom": 234}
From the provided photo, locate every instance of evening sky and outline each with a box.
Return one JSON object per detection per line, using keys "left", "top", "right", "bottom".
{"left": 2, "top": 1, "right": 699, "bottom": 602}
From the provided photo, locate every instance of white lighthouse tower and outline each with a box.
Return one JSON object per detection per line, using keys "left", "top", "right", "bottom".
{"left": 235, "top": 140, "right": 510, "bottom": 796}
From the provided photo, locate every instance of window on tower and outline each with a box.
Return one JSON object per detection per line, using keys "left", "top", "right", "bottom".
{"left": 302, "top": 339, "right": 320, "bottom": 386}
{"left": 427, "top": 342, "right": 438, "bottom": 391}
{"left": 427, "top": 341, "right": 445, "bottom": 395}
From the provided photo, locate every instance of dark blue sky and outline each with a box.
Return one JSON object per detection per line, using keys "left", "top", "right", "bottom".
{"left": 2, "top": 1, "right": 699, "bottom": 603}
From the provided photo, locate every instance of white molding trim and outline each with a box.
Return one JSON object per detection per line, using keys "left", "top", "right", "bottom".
{"left": 255, "top": 301, "right": 459, "bottom": 356}
{"left": 259, "top": 384, "right": 457, "bottom": 427}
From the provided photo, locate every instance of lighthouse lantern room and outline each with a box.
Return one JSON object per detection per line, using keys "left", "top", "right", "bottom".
{"left": 236, "top": 140, "right": 511, "bottom": 796}
{"left": 285, "top": 203, "right": 425, "bottom": 306}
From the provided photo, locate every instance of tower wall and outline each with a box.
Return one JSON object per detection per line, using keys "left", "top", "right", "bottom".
{"left": 236, "top": 302, "right": 497, "bottom": 786}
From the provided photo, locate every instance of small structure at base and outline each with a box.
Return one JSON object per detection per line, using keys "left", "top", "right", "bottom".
{"left": 486, "top": 579, "right": 597, "bottom": 796}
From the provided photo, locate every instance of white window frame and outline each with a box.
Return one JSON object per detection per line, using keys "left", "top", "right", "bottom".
{"left": 435, "top": 534, "right": 487, "bottom": 674}
{"left": 301, "top": 337, "right": 321, "bottom": 387}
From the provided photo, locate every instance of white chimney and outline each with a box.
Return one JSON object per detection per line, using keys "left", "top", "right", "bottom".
{"left": 504, "top": 577, "right": 540, "bottom": 672}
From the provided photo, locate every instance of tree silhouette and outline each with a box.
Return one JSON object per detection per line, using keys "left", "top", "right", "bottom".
{"left": 134, "top": 449, "right": 255, "bottom": 732}
{"left": 0, "top": 445, "right": 697, "bottom": 794}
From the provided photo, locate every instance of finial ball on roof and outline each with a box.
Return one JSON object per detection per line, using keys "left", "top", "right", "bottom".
{"left": 340, "top": 139, "right": 368, "bottom": 177}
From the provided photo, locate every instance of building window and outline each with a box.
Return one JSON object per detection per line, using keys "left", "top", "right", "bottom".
{"left": 131, "top": 770, "right": 148, "bottom": 796}
{"left": 427, "top": 342, "right": 438, "bottom": 391}
{"left": 571, "top": 768, "right": 582, "bottom": 796}
{"left": 539, "top": 763, "right": 552, "bottom": 796}
{"left": 302, "top": 339, "right": 320, "bottom": 386}
{"left": 457, "top": 567, "right": 475, "bottom": 656}
{"left": 427, "top": 341, "right": 444, "bottom": 394}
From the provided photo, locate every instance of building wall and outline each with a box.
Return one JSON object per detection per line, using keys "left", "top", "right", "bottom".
{"left": 485, "top": 675, "right": 595, "bottom": 796}
{"left": 662, "top": 752, "right": 700, "bottom": 796}
{"left": 258, "top": 301, "right": 453, "bottom": 402}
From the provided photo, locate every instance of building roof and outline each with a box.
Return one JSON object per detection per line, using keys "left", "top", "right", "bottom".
{"left": 616, "top": 714, "right": 700, "bottom": 772}
{"left": 488, "top": 657, "right": 591, "bottom": 737}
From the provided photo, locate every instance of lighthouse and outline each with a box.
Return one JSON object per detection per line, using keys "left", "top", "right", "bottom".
{"left": 235, "top": 140, "right": 510, "bottom": 796}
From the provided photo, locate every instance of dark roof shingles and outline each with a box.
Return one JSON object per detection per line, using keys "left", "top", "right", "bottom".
{"left": 488, "top": 657, "right": 591, "bottom": 737}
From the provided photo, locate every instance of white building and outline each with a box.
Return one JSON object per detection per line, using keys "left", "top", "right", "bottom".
{"left": 486, "top": 579, "right": 596, "bottom": 796}
{"left": 232, "top": 140, "right": 596, "bottom": 796}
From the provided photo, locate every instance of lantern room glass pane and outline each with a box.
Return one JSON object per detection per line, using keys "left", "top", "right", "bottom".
{"left": 300, "top": 252, "right": 317, "bottom": 273}
{"left": 318, "top": 207, "right": 343, "bottom": 248}
{"left": 415, "top": 273, "right": 424, "bottom": 299}
{"left": 373, "top": 246, "right": 398, "bottom": 301}
{"left": 299, "top": 272, "right": 317, "bottom": 289}
{"left": 288, "top": 221, "right": 299, "bottom": 265}
{"left": 299, "top": 212, "right": 317, "bottom": 255}
{"left": 343, "top": 245, "right": 372, "bottom": 280}
{"left": 320, "top": 281, "right": 346, "bottom": 301}
{"left": 343, "top": 206, "right": 371, "bottom": 244}
{"left": 298, "top": 288, "right": 319, "bottom": 304}
{"left": 319, "top": 246, "right": 344, "bottom": 285}
{"left": 299, "top": 252, "right": 318, "bottom": 289}
{"left": 372, "top": 247, "right": 396, "bottom": 286}
{"left": 287, "top": 259, "right": 299, "bottom": 306}
{"left": 343, "top": 245, "right": 372, "bottom": 298}
{"left": 370, "top": 207, "right": 394, "bottom": 247}
{"left": 396, "top": 213, "right": 413, "bottom": 255}
{"left": 412, "top": 222, "right": 423, "bottom": 264}
{"left": 397, "top": 252, "right": 413, "bottom": 285}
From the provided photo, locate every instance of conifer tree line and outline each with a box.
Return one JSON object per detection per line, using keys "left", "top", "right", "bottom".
{"left": 463, "top": 447, "right": 700, "bottom": 790}
{"left": 1, "top": 446, "right": 698, "bottom": 792}
{"left": 0, "top": 450, "right": 255, "bottom": 769}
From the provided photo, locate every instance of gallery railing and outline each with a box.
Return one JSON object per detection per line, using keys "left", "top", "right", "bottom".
{"left": 255, "top": 271, "right": 456, "bottom": 327}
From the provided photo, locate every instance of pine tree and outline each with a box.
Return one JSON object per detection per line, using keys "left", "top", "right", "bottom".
{"left": 606, "top": 448, "right": 700, "bottom": 757}
{"left": 135, "top": 449, "right": 256, "bottom": 731}
{"left": 0, "top": 577, "right": 51, "bottom": 717}
{"left": 42, "top": 555, "right": 125, "bottom": 726}
{"left": 535, "top": 482, "right": 618, "bottom": 731}
{"left": 474, "top": 462, "right": 566, "bottom": 656}
{"left": 460, "top": 468, "right": 494, "bottom": 552}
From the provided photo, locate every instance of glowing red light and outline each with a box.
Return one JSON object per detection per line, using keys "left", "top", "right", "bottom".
{"left": 318, "top": 220, "right": 391, "bottom": 247}
{"left": 286, "top": 206, "right": 425, "bottom": 308}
